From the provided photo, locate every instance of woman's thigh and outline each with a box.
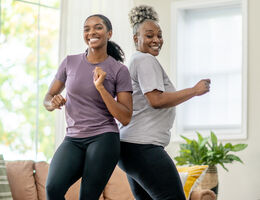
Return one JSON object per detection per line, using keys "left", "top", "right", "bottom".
{"left": 46, "top": 139, "right": 85, "bottom": 196}
{"left": 80, "top": 132, "right": 120, "bottom": 200}
{"left": 119, "top": 142, "right": 185, "bottom": 200}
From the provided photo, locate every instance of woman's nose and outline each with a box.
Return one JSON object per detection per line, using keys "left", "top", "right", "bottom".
{"left": 152, "top": 37, "right": 160, "bottom": 43}
{"left": 88, "top": 28, "right": 96, "bottom": 35}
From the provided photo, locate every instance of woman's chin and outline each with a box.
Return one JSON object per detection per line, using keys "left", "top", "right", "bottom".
{"left": 150, "top": 51, "right": 160, "bottom": 56}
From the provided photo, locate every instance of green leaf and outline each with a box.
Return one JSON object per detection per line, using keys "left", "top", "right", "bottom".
{"left": 224, "top": 143, "right": 232, "bottom": 154}
{"left": 181, "top": 135, "right": 192, "bottom": 144}
{"left": 210, "top": 131, "right": 218, "bottom": 147}
{"left": 207, "top": 141, "right": 212, "bottom": 149}
{"left": 219, "top": 163, "right": 229, "bottom": 171}
{"left": 231, "top": 144, "right": 248, "bottom": 152}
{"left": 180, "top": 143, "right": 190, "bottom": 150}
{"left": 174, "top": 156, "right": 188, "bottom": 165}
{"left": 199, "top": 139, "right": 208, "bottom": 149}
{"left": 224, "top": 143, "right": 233, "bottom": 149}
{"left": 207, "top": 151, "right": 214, "bottom": 156}
{"left": 225, "top": 154, "right": 243, "bottom": 163}
{"left": 196, "top": 131, "right": 203, "bottom": 143}
{"left": 180, "top": 149, "right": 192, "bottom": 154}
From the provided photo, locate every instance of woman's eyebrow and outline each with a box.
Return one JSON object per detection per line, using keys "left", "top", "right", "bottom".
{"left": 84, "top": 23, "right": 103, "bottom": 28}
{"left": 145, "top": 30, "right": 162, "bottom": 34}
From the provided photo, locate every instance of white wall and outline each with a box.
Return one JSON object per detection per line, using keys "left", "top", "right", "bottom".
{"left": 133, "top": 0, "right": 260, "bottom": 199}
{"left": 59, "top": 0, "right": 134, "bottom": 60}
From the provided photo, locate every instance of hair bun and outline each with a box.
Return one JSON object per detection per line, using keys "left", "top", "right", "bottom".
{"left": 129, "top": 5, "right": 158, "bottom": 27}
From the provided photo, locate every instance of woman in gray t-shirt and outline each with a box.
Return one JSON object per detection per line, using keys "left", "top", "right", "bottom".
{"left": 43, "top": 14, "right": 133, "bottom": 200}
{"left": 118, "top": 5, "right": 211, "bottom": 200}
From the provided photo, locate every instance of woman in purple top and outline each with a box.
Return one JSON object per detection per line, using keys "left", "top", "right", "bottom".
{"left": 43, "top": 14, "right": 133, "bottom": 200}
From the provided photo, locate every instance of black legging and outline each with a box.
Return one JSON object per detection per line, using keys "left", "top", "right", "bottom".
{"left": 46, "top": 132, "right": 120, "bottom": 200}
{"left": 118, "top": 142, "right": 186, "bottom": 200}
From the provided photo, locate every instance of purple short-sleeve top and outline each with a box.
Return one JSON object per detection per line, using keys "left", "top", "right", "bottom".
{"left": 55, "top": 52, "right": 132, "bottom": 138}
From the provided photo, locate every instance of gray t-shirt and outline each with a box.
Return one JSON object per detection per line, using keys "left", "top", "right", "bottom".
{"left": 55, "top": 52, "right": 132, "bottom": 138}
{"left": 119, "top": 51, "right": 176, "bottom": 147}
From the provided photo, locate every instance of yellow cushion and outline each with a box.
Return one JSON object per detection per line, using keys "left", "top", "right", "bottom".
{"left": 177, "top": 165, "right": 208, "bottom": 200}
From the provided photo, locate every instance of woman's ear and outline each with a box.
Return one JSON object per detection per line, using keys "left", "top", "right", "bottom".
{"left": 133, "top": 34, "right": 138, "bottom": 45}
{"left": 107, "top": 30, "right": 112, "bottom": 40}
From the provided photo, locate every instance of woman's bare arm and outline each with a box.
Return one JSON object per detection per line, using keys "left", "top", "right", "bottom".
{"left": 145, "top": 79, "right": 211, "bottom": 109}
{"left": 93, "top": 67, "right": 133, "bottom": 126}
{"left": 43, "top": 79, "right": 66, "bottom": 111}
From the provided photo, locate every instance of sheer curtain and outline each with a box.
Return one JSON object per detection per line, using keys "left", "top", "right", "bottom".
{"left": 55, "top": 0, "right": 134, "bottom": 147}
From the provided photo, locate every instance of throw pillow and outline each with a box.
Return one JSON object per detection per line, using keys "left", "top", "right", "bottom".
{"left": 34, "top": 161, "right": 49, "bottom": 200}
{"left": 178, "top": 172, "right": 188, "bottom": 187}
{"left": 5, "top": 160, "right": 38, "bottom": 200}
{"left": 0, "top": 154, "right": 13, "bottom": 200}
{"left": 177, "top": 165, "right": 208, "bottom": 200}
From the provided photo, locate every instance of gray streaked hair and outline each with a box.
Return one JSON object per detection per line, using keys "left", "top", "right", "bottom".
{"left": 129, "top": 5, "right": 159, "bottom": 35}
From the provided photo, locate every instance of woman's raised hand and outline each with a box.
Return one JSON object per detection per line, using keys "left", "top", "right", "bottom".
{"left": 193, "top": 79, "right": 211, "bottom": 96}
{"left": 50, "top": 94, "right": 66, "bottom": 109}
{"left": 93, "top": 67, "right": 106, "bottom": 90}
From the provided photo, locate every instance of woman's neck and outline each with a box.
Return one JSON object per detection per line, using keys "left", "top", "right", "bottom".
{"left": 87, "top": 47, "right": 108, "bottom": 64}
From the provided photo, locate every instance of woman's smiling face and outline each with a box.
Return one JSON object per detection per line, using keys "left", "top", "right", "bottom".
{"left": 83, "top": 16, "right": 112, "bottom": 49}
{"left": 134, "top": 20, "right": 163, "bottom": 56}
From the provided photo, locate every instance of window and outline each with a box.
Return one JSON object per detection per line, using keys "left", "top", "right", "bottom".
{"left": 171, "top": 0, "right": 247, "bottom": 139}
{"left": 0, "top": 0, "right": 60, "bottom": 161}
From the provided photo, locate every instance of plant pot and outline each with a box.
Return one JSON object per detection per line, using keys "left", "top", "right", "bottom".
{"left": 196, "top": 165, "right": 218, "bottom": 198}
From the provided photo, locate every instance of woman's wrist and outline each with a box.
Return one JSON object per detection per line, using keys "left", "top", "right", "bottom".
{"left": 44, "top": 100, "right": 55, "bottom": 111}
{"left": 96, "top": 85, "right": 105, "bottom": 93}
{"left": 190, "top": 87, "right": 198, "bottom": 96}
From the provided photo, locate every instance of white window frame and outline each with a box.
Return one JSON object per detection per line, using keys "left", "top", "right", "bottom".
{"left": 170, "top": 0, "right": 248, "bottom": 140}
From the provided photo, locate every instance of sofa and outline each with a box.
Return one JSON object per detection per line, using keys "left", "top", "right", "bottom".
{"left": 4, "top": 160, "right": 216, "bottom": 200}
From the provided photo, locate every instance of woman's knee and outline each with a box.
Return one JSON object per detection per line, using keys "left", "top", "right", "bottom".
{"left": 45, "top": 181, "right": 58, "bottom": 198}
{"left": 45, "top": 179, "right": 66, "bottom": 199}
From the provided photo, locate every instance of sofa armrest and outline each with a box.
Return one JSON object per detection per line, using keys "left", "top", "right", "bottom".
{"left": 190, "top": 189, "right": 216, "bottom": 200}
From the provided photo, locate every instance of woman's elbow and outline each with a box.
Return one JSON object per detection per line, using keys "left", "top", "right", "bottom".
{"left": 121, "top": 120, "right": 130, "bottom": 126}
{"left": 120, "top": 112, "right": 132, "bottom": 126}
{"left": 145, "top": 94, "right": 163, "bottom": 109}
{"left": 148, "top": 101, "right": 162, "bottom": 109}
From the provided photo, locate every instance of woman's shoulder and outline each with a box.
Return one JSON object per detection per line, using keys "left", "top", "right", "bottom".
{"left": 129, "top": 51, "right": 159, "bottom": 69}
{"left": 66, "top": 53, "right": 84, "bottom": 60}
{"left": 131, "top": 51, "right": 156, "bottom": 61}
{"left": 108, "top": 56, "right": 128, "bottom": 70}
{"left": 61, "top": 53, "right": 85, "bottom": 66}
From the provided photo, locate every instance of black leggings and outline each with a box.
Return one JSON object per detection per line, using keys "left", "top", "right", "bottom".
{"left": 46, "top": 132, "right": 120, "bottom": 200}
{"left": 118, "top": 142, "right": 186, "bottom": 200}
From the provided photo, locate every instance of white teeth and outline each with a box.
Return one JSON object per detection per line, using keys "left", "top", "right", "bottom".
{"left": 151, "top": 46, "right": 160, "bottom": 50}
{"left": 89, "top": 38, "right": 99, "bottom": 43}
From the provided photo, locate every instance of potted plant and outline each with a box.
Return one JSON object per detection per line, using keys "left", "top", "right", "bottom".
{"left": 174, "top": 131, "right": 248, "bottom": 196}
